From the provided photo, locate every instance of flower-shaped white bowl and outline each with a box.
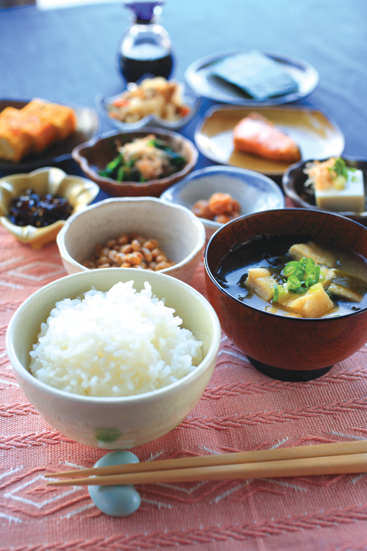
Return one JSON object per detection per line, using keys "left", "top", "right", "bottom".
{"left": 97, "top": 83, "right": 200, "bottom": 132}
{"left": 6, "top": 268, "right": 221, "bottom": 448}
{"left": 57, "top": 197, "right": 206, "bottom": 283}
{"left": 0, "top": 167, "right": 99, "bottom": 249}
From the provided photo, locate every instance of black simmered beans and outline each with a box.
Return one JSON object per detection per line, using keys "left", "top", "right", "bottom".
{"left": 7, "top": 189, "right": 73, "bottom": 227}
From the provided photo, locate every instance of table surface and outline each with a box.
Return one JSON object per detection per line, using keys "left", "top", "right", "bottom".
{"left": 2, "top": 1, "right": 367, "bottom": 550}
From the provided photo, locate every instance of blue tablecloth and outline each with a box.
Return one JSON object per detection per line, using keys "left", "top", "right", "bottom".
{"left": 1, "top": 0, "right": 367, "bottom": 178}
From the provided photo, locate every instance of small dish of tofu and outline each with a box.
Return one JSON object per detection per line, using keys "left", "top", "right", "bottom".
{"left": 283, "top": 156, "right": 367, "bottom": 223}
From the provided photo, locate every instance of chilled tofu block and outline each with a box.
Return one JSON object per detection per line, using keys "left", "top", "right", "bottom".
{"left": 282, "top": 284, "right": 334, "bottom": 318}
{"left": 315, "top": 169, "right": 365, "bottom": 212}
{"left": 289, "top": 242, "right": 335, "bottom": 268}
{"left": 246, "top": 268, "right": 276, "bottom": 301}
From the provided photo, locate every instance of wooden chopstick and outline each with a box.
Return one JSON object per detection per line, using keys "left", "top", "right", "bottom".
{"left": 46, "top": 440, "right": 367, "bottom": 485}
{"left": 47, "top": 451, "right": 367, "bottom": 487}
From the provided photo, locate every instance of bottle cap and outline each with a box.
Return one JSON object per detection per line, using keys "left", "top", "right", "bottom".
{"left": 124, "top": 0, "right": 164, "bottom": 22}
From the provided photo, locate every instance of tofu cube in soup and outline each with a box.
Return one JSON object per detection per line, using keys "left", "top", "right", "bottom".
{"left": 288, "top": 242, "right": 335, "bottom": 268}
{"left": 245, "top": 268, "right": 276, "bottom": 301}
{"left": 280, "top": 283, "right": 334, "bottom": 318}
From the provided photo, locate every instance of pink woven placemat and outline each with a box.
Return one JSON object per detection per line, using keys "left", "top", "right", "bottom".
{"left": 2, "top": 227, "right": 367, "bottom": 551}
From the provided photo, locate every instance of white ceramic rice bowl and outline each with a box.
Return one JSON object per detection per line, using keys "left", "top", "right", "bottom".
{"left": 57, "top": 197, "right": 206, "bottom": 284}
{"left": 6, "top": 268, "right": 221, "bottom": 449}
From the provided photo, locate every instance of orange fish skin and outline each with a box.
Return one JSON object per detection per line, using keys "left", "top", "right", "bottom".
{"left": 233, "top": 112, "right": 301, "bottom": 163}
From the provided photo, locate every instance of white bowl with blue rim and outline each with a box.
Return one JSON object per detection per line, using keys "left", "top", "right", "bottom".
{"left": 96, "top": 83, "right": 201, "bottom": 132}
{"left": 160, "top": 165, "right": 286, "bottom": 239}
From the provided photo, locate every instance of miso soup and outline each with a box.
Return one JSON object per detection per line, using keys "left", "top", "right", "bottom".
{"left": 215, "top": 236, "right": 367, "bottom": 319}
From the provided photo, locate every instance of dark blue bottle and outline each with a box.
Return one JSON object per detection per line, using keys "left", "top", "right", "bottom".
{"left": 118, "top": 0, "right": 174, "bottom": 83}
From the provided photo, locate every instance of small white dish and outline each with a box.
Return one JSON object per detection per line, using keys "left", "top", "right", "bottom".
{"left": 185, "top": 50, "right": 319, "bottom": 106}
{"left": 160, "top": 166, "right": 286, "bottom": 239}
{"left": 97, "top": 84, "right": 200, "bottom": 132}
{"left": 194, "top": 105, "right": 345, "bottom": 177}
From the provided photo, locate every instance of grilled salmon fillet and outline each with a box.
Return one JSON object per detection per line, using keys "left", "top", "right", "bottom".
{"left": 233, "top": 112, "right": 301, "bottom": 163}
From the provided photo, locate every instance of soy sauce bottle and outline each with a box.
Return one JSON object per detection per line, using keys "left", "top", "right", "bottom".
{"left": 118, "top": 0, "right": 174, "bottom": 83}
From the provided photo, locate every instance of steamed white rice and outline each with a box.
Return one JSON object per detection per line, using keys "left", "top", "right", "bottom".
{"left": 29, "top": 281, "right": 203, "bottom": 397}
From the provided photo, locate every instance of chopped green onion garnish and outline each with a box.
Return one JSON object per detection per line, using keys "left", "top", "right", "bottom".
{"left": 304, "top": 257, "right": 315, "bottom": 271}
{"left": 305, "top": 273, "right": 316, "bottom": 287}
{"left": 283, "top": 263, "right": 299, "bottom": 276}
{"left": 288, "top": 275, "right": 302, "bottom": 290}
{"left": 273, "top": 256, "right": 326, "bottom": 300}
{"left": 331, "top": 158, "right": 349, "bottom": 180}
{"left": 273, "top": 283, "right": 279, "bottom": 302}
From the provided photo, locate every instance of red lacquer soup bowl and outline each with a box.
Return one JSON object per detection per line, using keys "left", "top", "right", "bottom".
{"left": 204, "top": 209, "right": 367, "bottom": 381}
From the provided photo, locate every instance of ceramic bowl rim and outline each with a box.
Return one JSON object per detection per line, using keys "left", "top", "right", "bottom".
{"left": 282, "top": 156, "right": 367, "bottom": 218}
{"left": 71, "top": 128, "right": 199, "bottom": 189}
{"left": 161, "top": 165, "right": 286, "bottom": 232}
{"left": 0, "top": 166, "right": 100, "bottom": 239}
{"left": 56, "top": 196, "right": 206, "bottom": 274}
{"left": 204, "top": 208, "right": 367, "bottom": 322}
{"left": 6, "top": 268, "right": 221, "bottom": 404}
{"left": 96, "top": 84, "right": 201, "bottom": 131}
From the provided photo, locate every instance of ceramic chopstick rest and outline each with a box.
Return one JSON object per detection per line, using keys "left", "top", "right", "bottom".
{"left": 88, "top": 450, "right": 141, "bottom": 517}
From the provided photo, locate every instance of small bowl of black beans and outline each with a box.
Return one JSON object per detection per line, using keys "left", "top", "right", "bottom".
{"left": 0, "top": 167, "right": 99, "bottom": 249}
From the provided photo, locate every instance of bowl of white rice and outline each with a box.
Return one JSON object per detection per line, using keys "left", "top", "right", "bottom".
{"left": 6, "top": 268, "right": 221, "bottom": 449}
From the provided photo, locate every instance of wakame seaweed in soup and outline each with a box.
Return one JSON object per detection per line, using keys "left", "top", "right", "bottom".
{"left": 215, "top": 236, "right": 367, "bottom": 318}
